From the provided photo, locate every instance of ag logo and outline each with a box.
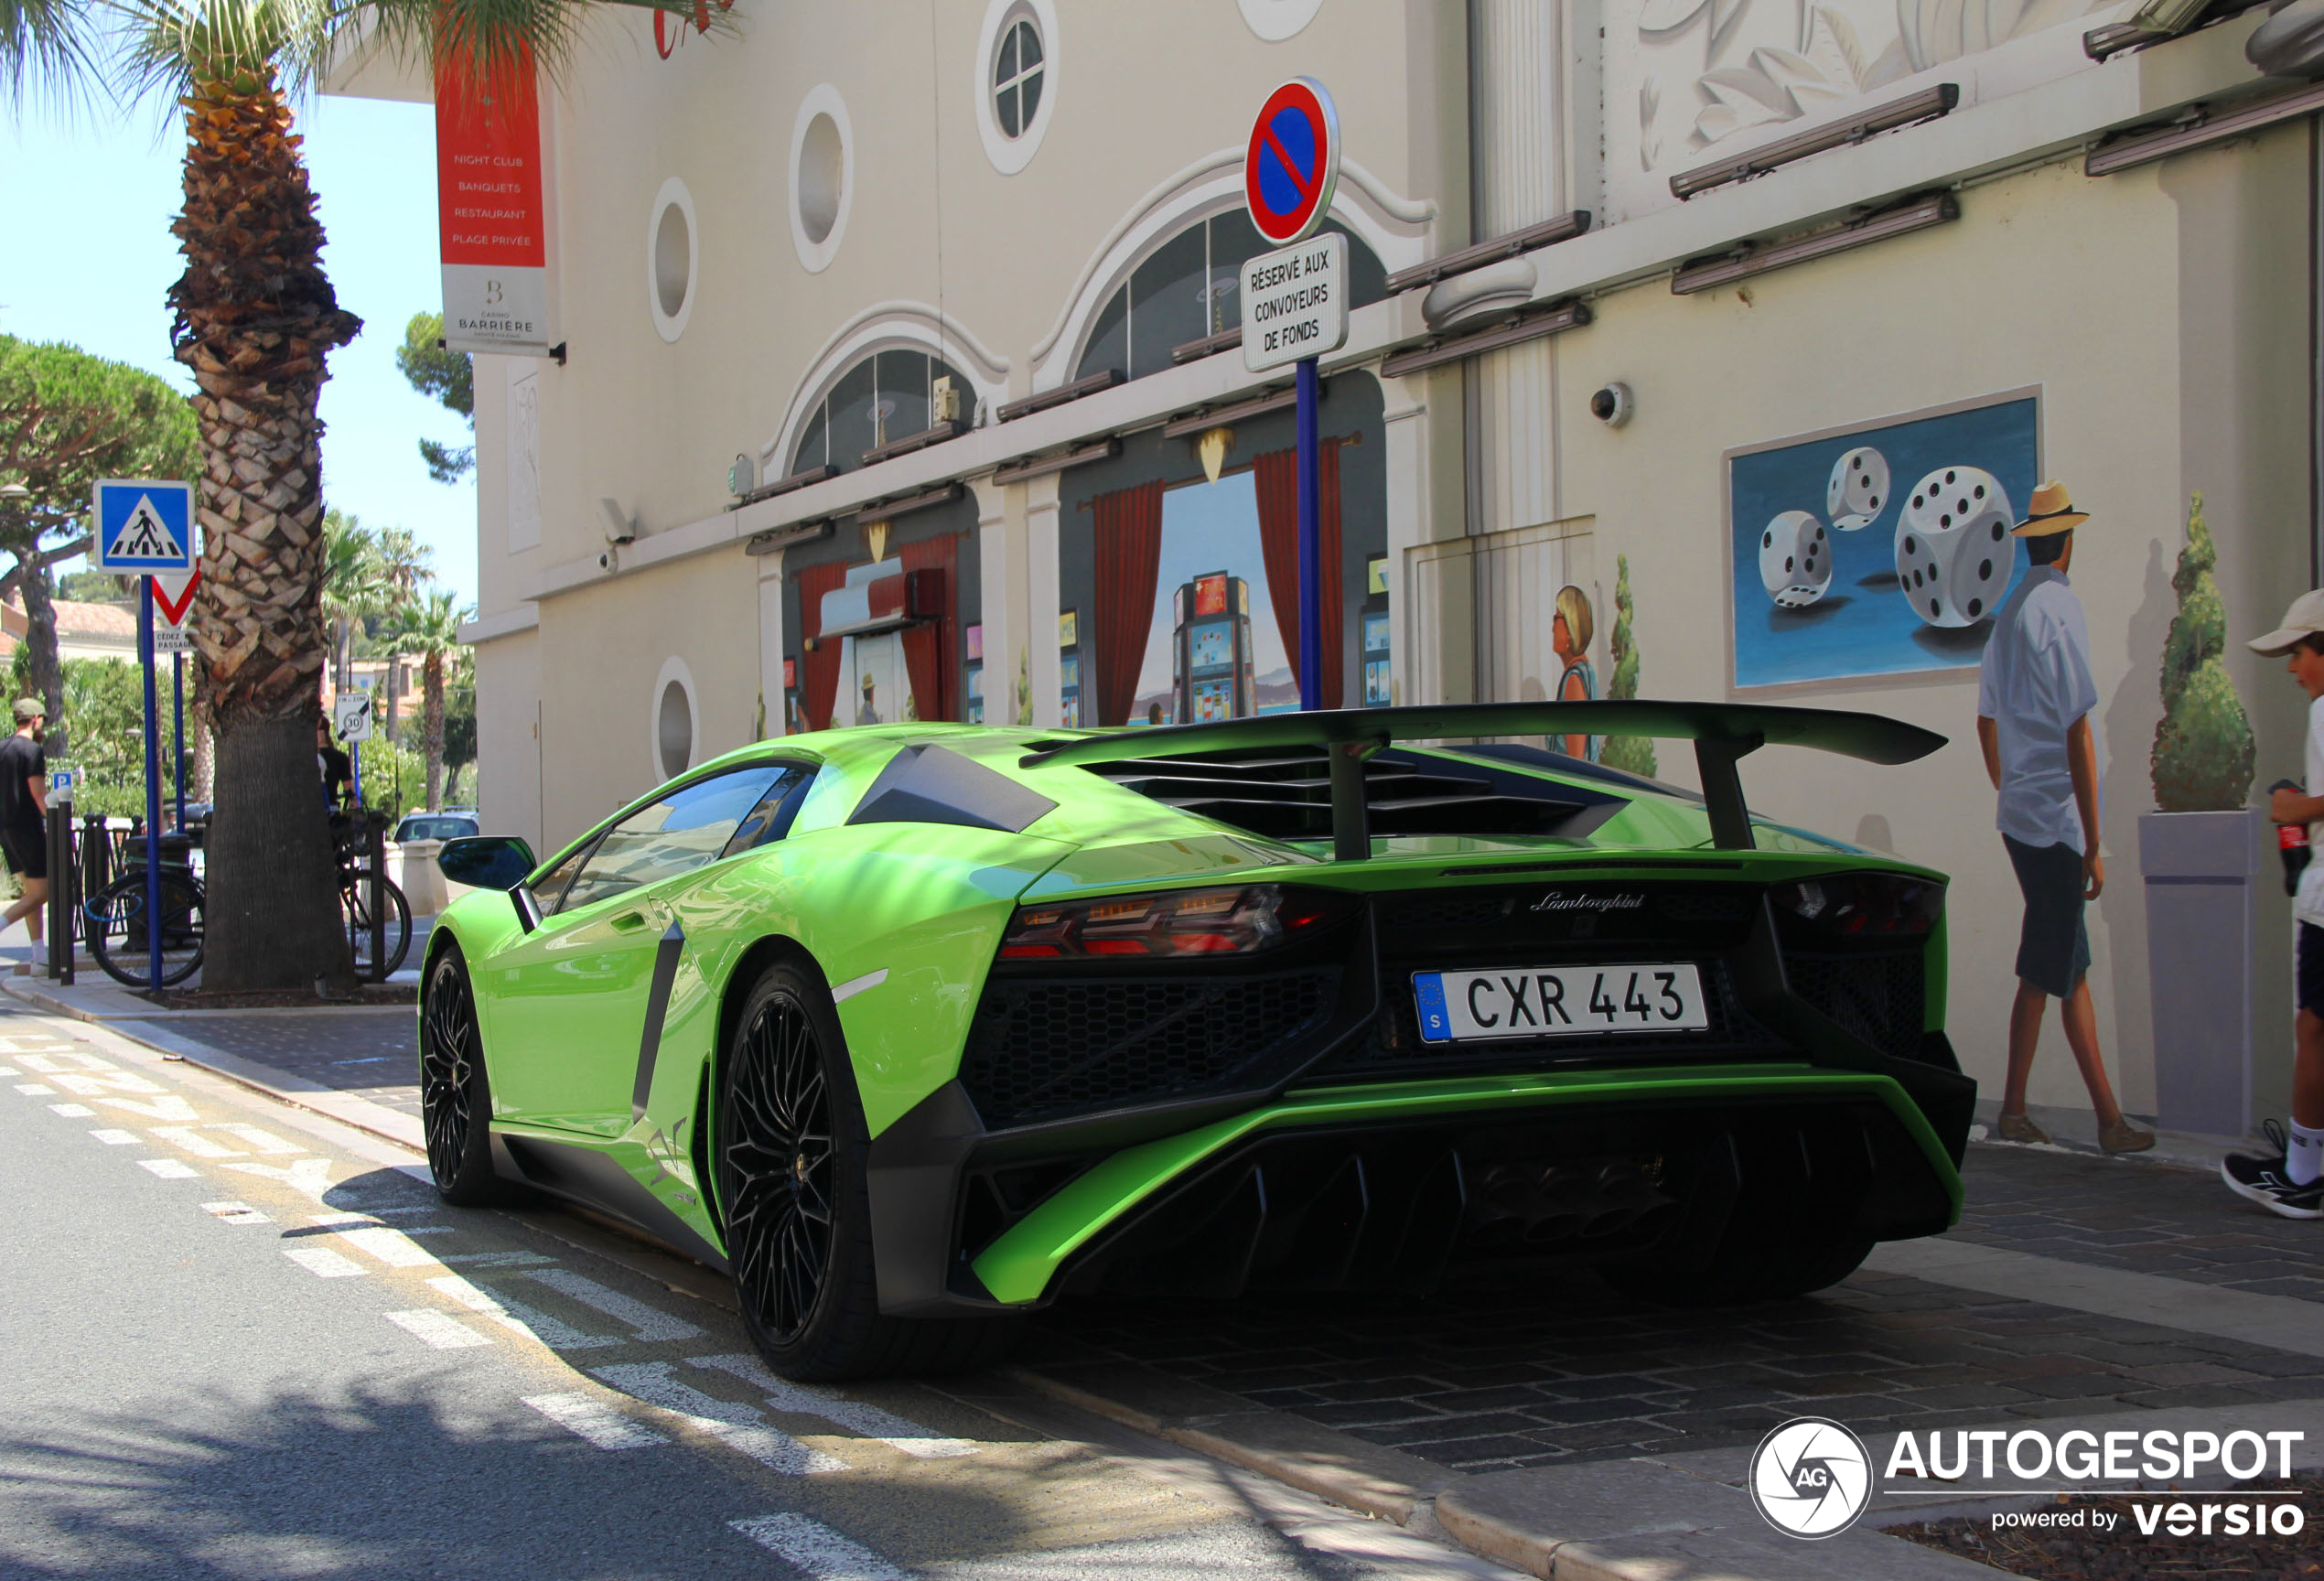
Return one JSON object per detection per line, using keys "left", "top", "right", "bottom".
{"left": 1748, "top": 1416, "right": 1871, "bottom": 1539}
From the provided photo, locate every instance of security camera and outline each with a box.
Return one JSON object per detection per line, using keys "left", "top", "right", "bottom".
{"left": 596, "top": 547, "right": 619, "bottom": 573}
{"left": 1589, "top": 382, "right": 1633, "bottom": 428}
{"left": 598, "top": 495, "right": 637, "bottom": 545}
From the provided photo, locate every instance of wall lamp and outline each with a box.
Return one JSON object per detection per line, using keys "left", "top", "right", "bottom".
{"left": 847, "top": 482, "right": 962, "bottom": 526}
{"left": 1377, "top": 300, "right": 1591, "bottom": 380}
{"left": 1159, "top": 385, "right": 1302, "bottom": 440}
{"left": 1670, "top": 193, "right": 1957, "bottom": 296}
{"left": 990, "top": 438, "right": 1120, "bottom": 488}
{"left": 743, "top": 521, "right": 834, "bottom": 557}
{"left": 1381, "top": 211, "right": 1592, "bottom": 296}
{"left": 2084, "top": 81, "right": 2324, "bottom": 177}
{"left": 1668, "top": 84, "right": 1958, "bottom": 200}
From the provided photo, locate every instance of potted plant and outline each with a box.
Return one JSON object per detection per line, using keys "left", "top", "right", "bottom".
{"left": 2140, "top": 491, "right": 2261, "bottom": 1136}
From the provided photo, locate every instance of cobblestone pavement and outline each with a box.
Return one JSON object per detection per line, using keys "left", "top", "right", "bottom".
{"left": 123, "top": 1008, "right": 421, "bottom": 1118}
{"left": 1023, "top": 1143, "right": 2324, "bottom": 1475}
{"left": 1953, "top": 1140, "right": 2324, "bottom": 1304}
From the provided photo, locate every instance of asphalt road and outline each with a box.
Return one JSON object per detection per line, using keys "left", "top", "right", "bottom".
{"left": 0, "top": 1000, "right": 1519, "bottom": 1581}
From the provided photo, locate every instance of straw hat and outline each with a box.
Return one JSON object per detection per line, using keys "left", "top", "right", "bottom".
{"left": 2010, "top": 479, "right": 2090, "bottom": 537}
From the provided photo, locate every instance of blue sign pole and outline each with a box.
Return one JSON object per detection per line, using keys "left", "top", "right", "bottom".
{"left": 1296, "top": 355, "right": 1322, "bottom": 711}
{"left": 137, "top": 579, "right": 162, "bottom": 990}
{"left": 171, "top": 651, "right": 185, "bottom": 832}
{"left": 351, "top": 740, "right": 362, "bottom": 808}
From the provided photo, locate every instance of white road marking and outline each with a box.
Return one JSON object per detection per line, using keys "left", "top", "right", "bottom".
{"left": 221, "top": 1157, "right": 336, "bottom": 1198}
{"left": 15, "top": 1083, "right": 55, "bottom": 1095}
{"left": 92, "top": 1094, "right": 200, "bottom": 1123}
{"left": 384, "top": 1309, "right": 491, "bottom": 1350}
{"left": 523, "top": 1269, "right": 705, "bottom": 1341}
{"left": 137, "top": 1158, "right": 198, "bottom": 1178}
{"left": 440, "top": 1250, "right": 556, "bottom": 1268}
{"left": 149, "top": 1125, "right": 244, "bottom": 1158}
{"left": 89, "top": 1129, "right": 138, "bottom": 1145}
{"left": 210, "top": 1123, "right": 304, "bottom": 1155}
{"left": 727, "top": 1514, "right": 907, "bottom": 1579}
{"left": 282, "top": 1246, "right": 366, "bottom": 1278}
{"left": 522, "top": 1392, "right": 668, "bottom": 1450}
{"left": 829, "top": 968, "right": 889, "bottom": 1005}
{"left": 591, "top": 1362, "right": 844, "bottom": 1475}
{"left": 691, "top": 1353, "right": 977, "bottom": 1458}
{"left": 426, "top": 1274, "right": 619, "bottom": 1350}
{"left": 11, "top": 1051, "right": 101, "bottom": 1073}
{"left": 49, "top": 1069, "right": 165, "bottom": 1097}
{"left": 0, "top": 1065, "right": 16, "bottom": 1076}
{"left": 47, "top": 1103, "right": 95, "bottom": 1117}
{"left": 335, "top": 1226, "right": 441, "bottom": 1269}
{"left": 201, "top": 1200, "right": 271, "bottom": 1224}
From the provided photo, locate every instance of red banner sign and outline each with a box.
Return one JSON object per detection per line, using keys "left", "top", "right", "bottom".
{"left": 435, "top": 53, "right": 554, "bottom": 354}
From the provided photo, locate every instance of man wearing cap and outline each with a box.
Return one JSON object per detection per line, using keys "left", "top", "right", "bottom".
{"left": 2228, "top": 594, "right": 2324, "bottom": 1217}
{"left": 1976, "top": 482, "right": 2155, "bottom": 1153}
{"left": 0, "top": 699, "right": 50, "bottom": 972}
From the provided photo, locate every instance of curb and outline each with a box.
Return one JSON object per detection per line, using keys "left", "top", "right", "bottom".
{"left": 2, "top": 975, "right": 425, "bottom": 1154}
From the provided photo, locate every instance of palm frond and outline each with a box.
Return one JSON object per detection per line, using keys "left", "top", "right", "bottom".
{"left": 0, "top": 0, "right": 102, "bottom": 109}
{"left": 359, "top": 0, "right": 733, "bottom": 101}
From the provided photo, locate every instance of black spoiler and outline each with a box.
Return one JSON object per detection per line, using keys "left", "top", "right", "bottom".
{"left": 1020, "top": 701, "right": 1946, "bottom": 859}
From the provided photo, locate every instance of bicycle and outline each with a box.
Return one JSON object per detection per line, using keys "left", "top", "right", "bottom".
{"left": 84, "top": 834, "right": 205, "bottom": 989}
{"left": 332, "top": 812, "right": 412, "bottom": 980}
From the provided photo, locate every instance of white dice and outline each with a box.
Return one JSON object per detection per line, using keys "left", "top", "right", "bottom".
{"left": 1826, "top": 446, "right": 1889, "bottom": 531}
{"left": 1893, "top": 466, "right": 2017, "bottom": 629}
{"left": 1758, "top": 510, "right": 1834, "bottom": 608}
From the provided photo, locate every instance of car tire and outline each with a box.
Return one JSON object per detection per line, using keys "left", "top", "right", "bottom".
{"left": 420, "top": 945, "right": 500, "bottom": 1205}
{"left": 719, "top": 959, "right": 1017, "bottom": 1382}
{"left": 1599, "top": 1231, "right": 1874, "bottom": 1307}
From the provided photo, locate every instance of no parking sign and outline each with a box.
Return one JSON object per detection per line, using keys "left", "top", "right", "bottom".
{"left": 1244, "top": 78, "right": 1340, "bottom": 247}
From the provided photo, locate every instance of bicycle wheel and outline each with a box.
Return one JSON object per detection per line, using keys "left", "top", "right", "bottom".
{"left": 342, "top": 868, "right": 412, "bottom": 981}
{"left": 85, "top": 872, "right": 204, "bottom": 989}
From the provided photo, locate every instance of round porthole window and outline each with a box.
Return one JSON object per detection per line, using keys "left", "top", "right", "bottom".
{"left": 652, "top": 656, "right": 698, "bottom": 780}
{"left": 645, "top": 177, "right": 697, "bottom": 342}
{"left": 789, "top": 86, "right": 853, "bottom": 273}
{"left": 974, "top": 0, "right": 1057, "bottom": 175}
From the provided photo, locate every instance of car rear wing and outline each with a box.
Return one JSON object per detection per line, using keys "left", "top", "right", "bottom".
{"left": 1019, "top": 700, "right": 1946, "bottom": 859}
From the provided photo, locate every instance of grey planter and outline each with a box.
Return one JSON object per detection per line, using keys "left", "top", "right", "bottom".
{"left": 2139, "top": 808, "right": 2266, "bottom": 1137}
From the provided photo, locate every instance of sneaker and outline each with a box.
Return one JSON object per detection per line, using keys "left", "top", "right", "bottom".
{"left": 1996, "top": 1112, "right": 2050, "bottom": 1145}
{"left": 2221, "top": 1152, "right": 2324, "bottom": 1220}
{"left": 2229, "top": 1117, "right": 2290, "bottom": 1171}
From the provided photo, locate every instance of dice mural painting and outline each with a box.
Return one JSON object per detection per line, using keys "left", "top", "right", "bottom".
{"left": 1727, "top": 392, "right": 2040, "bottom": 689}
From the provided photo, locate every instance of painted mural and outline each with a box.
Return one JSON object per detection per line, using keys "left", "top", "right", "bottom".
{"left": 1131, "top": 475, "right": 1297, "bottom": 725}
{"left": 1728, "top": 393, "right": 2039, "bottom": 689}
{"left": 1608, "top": 0, "right": 2111, "bottom": 217}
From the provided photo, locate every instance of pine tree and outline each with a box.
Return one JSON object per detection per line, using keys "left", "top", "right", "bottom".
{"left": 1600, "top": 554, "right": 1657, "bottom": 776}
{"left": 2151, "top": 491, "right": 2254, "bottom": 812}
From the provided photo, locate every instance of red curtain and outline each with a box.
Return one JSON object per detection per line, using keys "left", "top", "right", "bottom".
{"left": 899, "top": 532, "right": 957, "bottom": 721}
{"left": 794, "top": 560, "right": 848, "bottom": 731}
{"left": 1092, "top": 479, "right": 1166, "bottom": 726}
{"left": 1252, "top": 440, "right": 1346, "bottom": 708}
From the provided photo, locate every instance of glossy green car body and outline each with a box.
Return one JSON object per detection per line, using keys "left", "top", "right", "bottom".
{"left": 426, "top": 706, "right": 1974, "bottom": 1318}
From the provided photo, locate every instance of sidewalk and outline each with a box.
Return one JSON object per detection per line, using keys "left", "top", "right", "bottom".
{"left": 9, "top": 970, "right": 2318, "bottom": 1581}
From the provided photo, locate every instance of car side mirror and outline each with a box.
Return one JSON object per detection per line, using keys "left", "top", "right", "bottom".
{"left": 437, "top": 835, "right": 536, "bottom": 892}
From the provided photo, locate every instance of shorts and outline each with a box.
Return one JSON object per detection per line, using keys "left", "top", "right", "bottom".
{"left": 2298, "top": 921, "right": 2324, "bottom": 1018}
{"left": 2005, "top": 835, "right": 2090, "bottom": 999}
{"left": 0, "top": 826, "right": 46, "bottom": 882}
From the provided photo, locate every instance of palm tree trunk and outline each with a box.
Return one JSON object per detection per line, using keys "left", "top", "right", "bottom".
{"left": 172, "top": 66, "right": 360, "bottom": 992}
{"left": 424, "top": 652, "right": 445, "bottom": 812}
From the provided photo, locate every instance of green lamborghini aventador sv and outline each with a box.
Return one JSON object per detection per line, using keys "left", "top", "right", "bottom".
{"left": 422, "top": 701, "right": 1974, "bottom": 1380}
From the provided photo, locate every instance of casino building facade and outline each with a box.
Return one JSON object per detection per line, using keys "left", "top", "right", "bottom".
{"left": 339, "top": 0, "right": 2324, "bottom": 1138}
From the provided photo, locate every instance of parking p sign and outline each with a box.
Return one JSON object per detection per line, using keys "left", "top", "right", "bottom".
{"left": 92, "top": 479, "right": 196, "bottom": 575}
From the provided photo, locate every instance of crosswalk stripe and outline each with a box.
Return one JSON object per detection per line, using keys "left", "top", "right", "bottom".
{"left": 150, "top": 1125, "right": 242, "bottom": 1157}
{"left": 335, "top": 1226, "right": 441, "bottom": 1268}
{"left": 89, "top": 1129, "right": 138, "bottom": 1145}
{"left": 47, "top": 1104, "right": 94, "bottom": 1117}
{"left": 15, "top": 1083, "right": 55, "bottom": 1095}
{"left": 522, "top": 1392, "right": 668, "bottom": 1449}
{"left": 385, "top": 1309, "right": 491, "bottom": 1350}
{"left": 591, "top": 1361, "right": 844, "bottom": 1475}
{"left": 523, "top": 1269, "right": 704, "bottom": 1341}
{"left": 210, "top": 1123, "right": 304, "bottom": 1155}
{"left": 282, "top": 1246, "right": 366, "bottom": 1279}
{"left": 689, "top": 1354, "right": 977, "bottom": 1458}
{"left": 426, "top": 1274, "right": 619, "bottom": 1350}
{"left": 137, "top": 1158, "right": 198, "bottom": 1178}
{"left": 727, "top": 1514, "right": 909, "bottom": 1579}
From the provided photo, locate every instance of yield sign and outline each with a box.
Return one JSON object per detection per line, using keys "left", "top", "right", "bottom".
{"left": 1244, "top": 78, "right": 1341, "bottom": 247}
{"left": 152, "top": 569, "right": 199, "bottom": 627}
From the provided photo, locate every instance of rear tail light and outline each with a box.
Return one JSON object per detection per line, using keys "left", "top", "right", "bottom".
{"left": 999, "top": 884, "right": 1351, "bottom": 960}
{"left": 1770, "top": 872, "right": 1943, "bottom": 939}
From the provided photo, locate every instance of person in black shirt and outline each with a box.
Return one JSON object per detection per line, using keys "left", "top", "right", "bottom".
{"left": 317, "top": 715, "right": 353, "bottom": 809}
{"left": 0, "top": 699, "right": 50, "bottom": 966}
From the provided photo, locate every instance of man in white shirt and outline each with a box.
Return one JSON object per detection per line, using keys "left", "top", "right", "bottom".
{"left": 1975, "top": 481, "right": 2154, "bottom": 1154}
{"left": 2228, "top": 591, "right": 2324, "bottom": 1218}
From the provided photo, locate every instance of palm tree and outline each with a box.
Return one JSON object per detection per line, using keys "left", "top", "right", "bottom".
{"left": 5, "top": 0, "right": 714, "bottom": 990}
{"left": 320, "top": 508, "right": 383, "bottom": 696}
{"left": 383, "top": 590, "right": 466, "bottom": 812}
{"left": 371, "top": 524, "right": 431, "bottom": 741}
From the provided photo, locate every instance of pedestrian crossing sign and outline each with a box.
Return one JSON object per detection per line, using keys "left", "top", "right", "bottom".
{"left": 92, "top": 478, "right": 195, "bottom": 573}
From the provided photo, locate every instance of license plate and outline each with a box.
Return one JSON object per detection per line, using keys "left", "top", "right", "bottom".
{"left": 1413, "top": 963, "right": 1709, "bottom": 1043}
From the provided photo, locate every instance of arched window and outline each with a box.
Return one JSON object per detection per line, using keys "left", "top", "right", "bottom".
{"left": 1075, "top": 213, "right": 1388, "bottom": 384}
{"left": 790, "top": 348, "right": 970, "bottom": 478}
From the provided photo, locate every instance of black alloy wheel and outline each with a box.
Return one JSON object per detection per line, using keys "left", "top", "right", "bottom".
{"left": 724, "top": 978, "right": 837, "bottom": 1347}
{"left": 420, "top": 946, "right": 498, "bottom": 1203}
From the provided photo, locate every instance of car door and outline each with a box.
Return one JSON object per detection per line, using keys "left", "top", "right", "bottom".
{"left": 482, "top": 763, "right": 801, "bottom": 1137}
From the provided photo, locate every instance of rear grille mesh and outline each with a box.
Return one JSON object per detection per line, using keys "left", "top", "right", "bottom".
{"left": 962, "top": 968, "right": 1340, "bottom": 1128}
{"left": 1783, "top": 950, "right": 1924, "bottom": 1059}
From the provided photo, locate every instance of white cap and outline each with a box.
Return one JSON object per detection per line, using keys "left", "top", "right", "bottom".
{"left": 2249, "top": 588, "right": 2324, "bottom": 656}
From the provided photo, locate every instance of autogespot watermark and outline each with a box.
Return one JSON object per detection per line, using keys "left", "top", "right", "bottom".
{"left": 1748, "top": 1416, "right": 2310, "bottom": 1542}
